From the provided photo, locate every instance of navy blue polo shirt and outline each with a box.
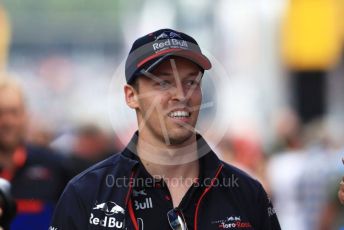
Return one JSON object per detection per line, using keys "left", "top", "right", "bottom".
{"left": 130, "top": 158, "right": 207, "bottom": 229}
{"left": 50, "top": 132, "right": 281, "bottom": 230}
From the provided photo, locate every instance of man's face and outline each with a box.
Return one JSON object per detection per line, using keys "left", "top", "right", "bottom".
{"left": 0, "top": 87, "right": 26, "bottom": 152}
{"left": 132, "top": 57, "right": 203, "bottom": 146}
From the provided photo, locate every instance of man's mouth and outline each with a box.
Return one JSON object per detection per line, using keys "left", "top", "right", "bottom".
{"left": 167, "top": 110, "right": 191, "bottom": 118}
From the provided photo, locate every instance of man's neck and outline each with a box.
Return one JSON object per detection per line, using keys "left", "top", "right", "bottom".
{"left": 136, "top": 134, "right": 200, "bottom": 207}
{"left": 136, "top": 133, "right": 199, "bottom": 179}
{"left": 140, "top": 157, "right": 199, "bottom": 180}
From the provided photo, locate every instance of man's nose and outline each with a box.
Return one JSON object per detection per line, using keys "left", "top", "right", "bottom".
{"left": 171, "top": 83, "right": 187, "bottom": 101}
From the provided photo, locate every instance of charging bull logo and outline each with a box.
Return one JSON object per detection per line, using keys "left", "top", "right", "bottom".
{"left": 155, "top": 32, "right": 169, "bottom": 41}
{"left": 93, "top": 201, "right": 125, "bottom": 216}
{"left": 155, "top": 31, "right": 183, "bottom": 41}
{"left": 90, "top": 201, "right": 125, "bottom": 228}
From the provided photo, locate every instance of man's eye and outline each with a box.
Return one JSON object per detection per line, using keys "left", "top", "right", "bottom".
{"left": 157, "top": 80, "right": 171, "bottom": 89}
{"left": 185, "top": 80, "right": 199, "bottom": 87}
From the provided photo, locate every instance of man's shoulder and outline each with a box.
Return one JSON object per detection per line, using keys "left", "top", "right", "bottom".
{"left": 67, "top": 151, "right": 136, "bottom": 190}
{"left": 26, "top": 144, "right": 62, "bottom": 159}
{"left": 54, "top": 151, "right": 137, "bottom": 215}
{"left": 220, "top": 160, "right": 264, "bottom": 193}
{"left": 25, "top": 144, "right": 67, "bottom": 170}
{"left": 201, "top": 149, "right": 263, "bottom": 192}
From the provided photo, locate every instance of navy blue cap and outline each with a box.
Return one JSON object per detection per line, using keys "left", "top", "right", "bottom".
{"left": 125, "top": 28, "right": 212, "bottom": 84}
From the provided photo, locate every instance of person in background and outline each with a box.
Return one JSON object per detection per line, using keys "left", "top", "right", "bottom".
{"left": 217, "top": 132, "right": 270, "bottom": 192}
{"left": 66, "top": 123, "right": 117, "bottom": 177}
{"left": 0, "top": 75, "right": 69, "bottom": 229}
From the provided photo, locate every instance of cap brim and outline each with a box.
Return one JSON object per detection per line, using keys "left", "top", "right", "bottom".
{"left": 138, "top": 48, "right": 212, "bottom": 73}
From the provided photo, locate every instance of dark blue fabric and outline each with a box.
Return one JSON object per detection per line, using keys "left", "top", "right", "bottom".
{"left": 9, "top": 144, "right": 68, "bottom": 230}
{"left": 50, "top": 133, "right": 281, "bottom": 230}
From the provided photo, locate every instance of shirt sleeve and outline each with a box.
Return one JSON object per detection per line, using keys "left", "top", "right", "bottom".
{"left": 257, "top": 183, "right": 281, "bottom": 230}
{"left": 49, "top": 182, "right": 87, "bottom": 230}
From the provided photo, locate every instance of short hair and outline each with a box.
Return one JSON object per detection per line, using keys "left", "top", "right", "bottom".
{"left": 129, "top": 77, "right": 139, "bottom": 92}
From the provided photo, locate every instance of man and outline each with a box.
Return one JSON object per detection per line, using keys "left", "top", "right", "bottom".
{"left": 0, "top": 75, "right": 68, "bottom": 229}
{"left": 50, "top": 29, "right": 281, "bottom": 229}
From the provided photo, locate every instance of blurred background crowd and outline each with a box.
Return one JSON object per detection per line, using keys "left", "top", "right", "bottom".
{"left": 0, "top": 0, "right": 344, "bottom": 229}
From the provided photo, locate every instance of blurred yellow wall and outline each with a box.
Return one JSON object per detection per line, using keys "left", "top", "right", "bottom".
{"left": 281, "top": 0, "right": 342, "bottom": 70}
{"left": 0, "top": 5, "right": 10, "bottom": 72}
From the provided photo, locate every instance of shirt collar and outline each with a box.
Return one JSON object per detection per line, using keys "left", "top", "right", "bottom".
{"left": 121, "top": 131, "right": 223, "bottom": 181}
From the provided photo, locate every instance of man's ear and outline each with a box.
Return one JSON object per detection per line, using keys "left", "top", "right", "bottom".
{"left": 124, "top": 84, "right": 139, "bottom": 109}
